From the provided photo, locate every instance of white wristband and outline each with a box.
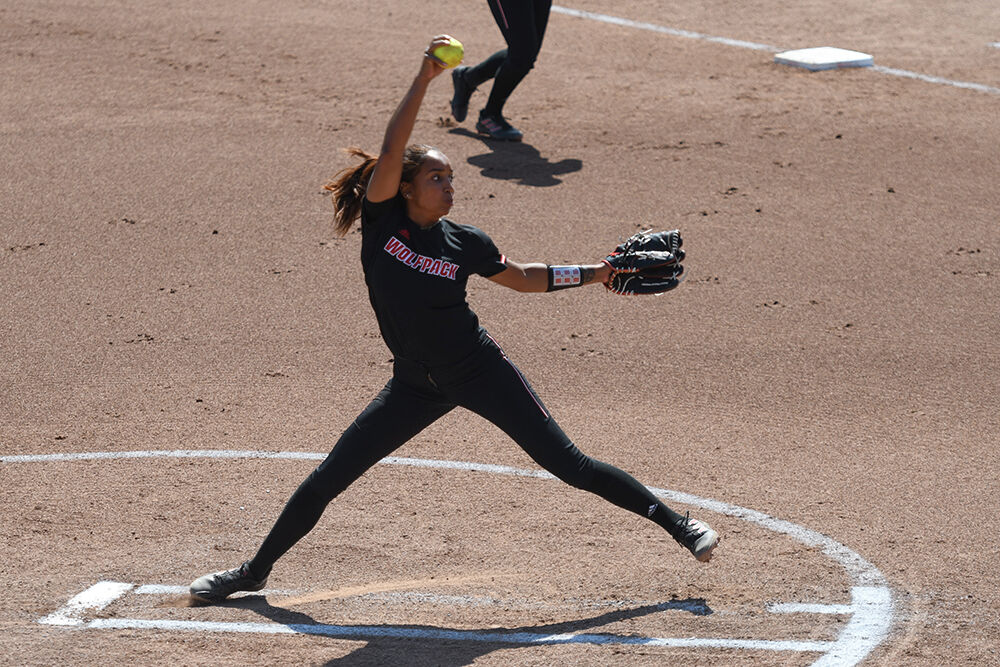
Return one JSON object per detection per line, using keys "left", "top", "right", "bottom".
{"left": 547, "top": 265, "right": 582, "bottom": 291}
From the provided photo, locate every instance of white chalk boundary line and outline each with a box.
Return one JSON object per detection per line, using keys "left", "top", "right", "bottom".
{"left": 43, "top": 582, "right": 831, "bottom": 653}
{"left": 92, "top": 616, "right": 834, "bottom": 653}
{"left": 38, "top": 581, "right": 134, "bottom": 627}
{"left": 9, "top": 449, "right": 893, "bottom": 666}
{"left": 552, "top": 5, "right": 1000, "bottom": 97}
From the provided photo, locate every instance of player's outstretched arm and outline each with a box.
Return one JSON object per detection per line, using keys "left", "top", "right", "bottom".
{"left": 367, "top": 36, "right": 452, "bottom": 203}
{"left": 488, "top": 259, "right": 612, "bottom": 293}
{"left": 490, "top": 228, "right": 687, "bottom": 296}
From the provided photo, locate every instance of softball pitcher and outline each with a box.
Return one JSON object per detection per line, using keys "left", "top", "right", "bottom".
{"left": 190, "top": 36, "right": 717, "bottom": 602}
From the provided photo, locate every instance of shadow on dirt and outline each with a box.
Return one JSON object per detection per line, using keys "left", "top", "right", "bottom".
{"left": 449, "top": 128, "right": 583, "bottom": 187}
{"left": 220, "top": 595, "right": 711, "bottom": 666}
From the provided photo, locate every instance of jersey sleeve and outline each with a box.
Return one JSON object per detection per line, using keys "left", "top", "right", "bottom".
{"left": 361, "top": 195, "right": 401, "bottom": 227}
{"left": 465, "top": 225, "right": 508, "bottom": 277}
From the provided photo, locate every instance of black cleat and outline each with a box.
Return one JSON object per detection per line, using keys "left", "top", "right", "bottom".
{"left": 450, "top": 66, "right": 474, "bottom": 122}
{"left": 189, "top": 562, "right": 268, "bottom": 602}
{"left": 675, "top": 513, "right": 719, "bottom": 562}
{"left": 475, "top": 113, "right": 523, "bottom": 142}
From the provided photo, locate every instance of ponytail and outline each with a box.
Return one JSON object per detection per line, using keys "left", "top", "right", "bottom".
{"left": 323, "top": 147, "right": 378, "bottom": 237}
{"left": 322, "top": 144, "right": 437, "bottom": 237}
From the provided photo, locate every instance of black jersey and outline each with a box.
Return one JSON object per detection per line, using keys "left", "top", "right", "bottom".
{"left": 360, "top": 195, "right": 507, "bottom": 367}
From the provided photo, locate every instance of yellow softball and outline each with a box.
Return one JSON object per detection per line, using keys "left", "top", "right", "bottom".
{"left": 432, "top": 37, "right": 464, "bottom": 68}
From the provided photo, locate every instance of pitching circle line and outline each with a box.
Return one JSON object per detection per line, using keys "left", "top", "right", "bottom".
{"left": 6, "top": 449, "right": 894, "bottom": 666}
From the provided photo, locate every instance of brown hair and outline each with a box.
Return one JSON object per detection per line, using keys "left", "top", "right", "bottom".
{"left": 323, "top": 144, "right": 436, "bottom": 236}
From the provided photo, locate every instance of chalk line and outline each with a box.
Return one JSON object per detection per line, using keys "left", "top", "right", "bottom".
{"left": 552, "top": 5, "right": 1000, "bottom": 96}
{"left": 38, "top": 581, "right": 134, "bottom": 626}
{"left": 16, "top": 449, "right": 893, "bottom": 665}
{"left": 86, "top": 616, "right": 833, "bottom": 652}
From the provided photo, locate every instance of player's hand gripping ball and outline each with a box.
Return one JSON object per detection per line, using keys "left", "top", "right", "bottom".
{"left": 432, "top": 37, "right": 464, "bottom": 68}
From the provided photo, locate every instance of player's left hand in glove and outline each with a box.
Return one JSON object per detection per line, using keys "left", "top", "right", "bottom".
{"left": 603, "top": 229, "right": 686, "bottom": 296}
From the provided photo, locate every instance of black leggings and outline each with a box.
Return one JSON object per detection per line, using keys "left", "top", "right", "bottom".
{"left": 465, "top": 0, "right": 553, "bottom": 117}
{"left": 248, "top": 337, "right": 685, "bottom": 575}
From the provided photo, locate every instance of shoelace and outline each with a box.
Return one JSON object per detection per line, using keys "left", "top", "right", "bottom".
{"left": 679, "top": 511, "right": 702, "bottom": 538}
{"left": 215, "top": 564, "right": 251, "bottom": 584}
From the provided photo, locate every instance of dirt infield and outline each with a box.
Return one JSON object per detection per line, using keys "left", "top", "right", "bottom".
{"left": 3, "top": 1, "right": 998, "bottom": 665}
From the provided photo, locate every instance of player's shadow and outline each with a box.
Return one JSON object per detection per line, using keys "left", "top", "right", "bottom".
{"left": 449, "top": 128, "right": 582, "bottom": 187}
{"left": 225, "top": 594, "right": 711, "bottom": 666}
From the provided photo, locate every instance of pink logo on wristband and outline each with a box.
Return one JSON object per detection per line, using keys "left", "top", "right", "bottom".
{"left": 551, "top": 265, "right": 581, "bottom": 286}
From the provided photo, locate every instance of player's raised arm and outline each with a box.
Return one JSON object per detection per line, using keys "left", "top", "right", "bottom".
{"left": 366, "top": 36, "right": 453, "bottom": 204}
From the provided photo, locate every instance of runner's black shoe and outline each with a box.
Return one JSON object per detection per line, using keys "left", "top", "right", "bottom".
{"left": 675, "top": 512, "right": 719, "bottom": 562}
{"left": 450, "top": 66, "right": 474, "bottom": 122}
{"left": 475, "top": 113, "right": 524, "bottom": 142}
{"left": 189, "top": 562, "right": 268, "bottom": 602}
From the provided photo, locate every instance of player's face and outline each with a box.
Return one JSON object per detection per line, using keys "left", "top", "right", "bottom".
{"left": 407, "top": 151, "right": 454, "bottom": 222}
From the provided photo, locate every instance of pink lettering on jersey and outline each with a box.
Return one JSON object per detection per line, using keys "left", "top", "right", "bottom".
{"left": 385, "top": 237, "right": 404, "bottom": 255}
{"left": 382, "top": 237, "right": 457, "bottom": 281}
